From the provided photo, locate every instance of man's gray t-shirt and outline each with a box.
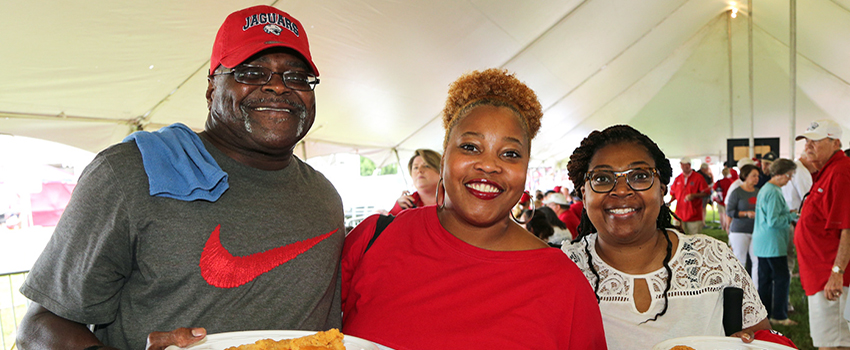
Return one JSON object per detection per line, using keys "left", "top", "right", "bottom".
{"left": 20, "top": 139, "right": 344, "bottom": 350}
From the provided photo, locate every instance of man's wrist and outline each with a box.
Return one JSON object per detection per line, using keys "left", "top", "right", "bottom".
{"left": 832, "top": 265, "right": 845, "bottom": 274}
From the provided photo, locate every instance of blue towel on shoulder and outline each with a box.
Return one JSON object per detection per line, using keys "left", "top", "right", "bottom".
{"left": 123, "top": 123, "right": 229, "bottom": 201}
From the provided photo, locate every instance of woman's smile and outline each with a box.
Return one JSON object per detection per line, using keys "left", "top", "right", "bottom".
{"left": 464, "top": 179, "right": 504, "bottom": 199}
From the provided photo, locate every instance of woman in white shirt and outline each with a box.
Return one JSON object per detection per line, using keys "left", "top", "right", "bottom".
{"left": 561, "top": 125, "right": 770, "bottom": 349}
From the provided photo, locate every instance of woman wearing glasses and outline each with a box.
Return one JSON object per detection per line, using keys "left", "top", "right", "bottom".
{"left": 342, "top": 69, "right": 607, "bottom": 349}
{"left": 561, "top": 125, "right": 771, "bottom": 349}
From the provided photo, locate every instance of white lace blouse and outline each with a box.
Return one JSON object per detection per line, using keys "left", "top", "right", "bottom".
{"left": 562, "top": 230, "right": 767, "bottom": 350}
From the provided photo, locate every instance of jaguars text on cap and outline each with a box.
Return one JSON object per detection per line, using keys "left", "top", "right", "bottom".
{"left": 242, "top": 12, "right": 299, "bottom": 37}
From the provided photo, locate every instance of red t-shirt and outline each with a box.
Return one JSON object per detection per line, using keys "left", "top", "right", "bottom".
{"left": 342, "top": 207, "right": 608, "bottom": 349}
{"left": 558, "top": 210, "right": 581, "bottom": 240}
{"left": 713, "top": 177, "right": 733, "bottom": 205}
{"left": 670, "top": 172, "right": 709, "bottom": 222}
{"left": 569, "top": 201, "right": 584, "bottom": 219}
{"left": 794, "top": 151, "right": 850, "bottom": 295}
{"left": 389, "top": 191, "right": 424, "bottom": 216}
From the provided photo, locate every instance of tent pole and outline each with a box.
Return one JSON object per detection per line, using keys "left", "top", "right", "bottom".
{"left": 748, "top": 0, "right": 755, "bottom": 159}
{"left": 790, "top": 0, "right": 797, "bottom": 158}
{"left": 727, "top": 11, "right": 734, "bottom": 140}
{"left": 393, "top": 148, "right": 409, "bottom": 188}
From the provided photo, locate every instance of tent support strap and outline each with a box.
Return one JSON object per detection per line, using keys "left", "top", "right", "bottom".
{"left": 790, "top": 0, "right": 797, "bottom": 157}
{"left": 748, "top": 0, "right": 755, "bottom": 159}
{"left": 727, "top": 11, "right": 734, "bottom": 140}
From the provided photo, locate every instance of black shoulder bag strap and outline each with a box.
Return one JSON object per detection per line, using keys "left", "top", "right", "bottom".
{"left": 364, "top": 214, "right": 394, "bottom": 253}
{"left": 722, "top": 287, "right": 744, "bottom": 336}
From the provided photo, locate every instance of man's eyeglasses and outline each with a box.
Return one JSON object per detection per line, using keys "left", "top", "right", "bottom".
{"left": 212, "top": 65, "right": 319, "bottom": 91}
{"left": 585, "top": 168, "right": 658, "bottom": 193}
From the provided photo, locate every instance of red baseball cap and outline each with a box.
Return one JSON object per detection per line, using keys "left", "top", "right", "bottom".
{"left": 210, "top": 5, "right": 319, "bottom": 76}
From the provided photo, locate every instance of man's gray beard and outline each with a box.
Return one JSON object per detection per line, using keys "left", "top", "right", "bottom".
{"left": 238, "top": 100, "right": 307, "bottom": 135}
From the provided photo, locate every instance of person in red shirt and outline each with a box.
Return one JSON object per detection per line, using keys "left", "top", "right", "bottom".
{"left": 713, "top": 167, "right": 734, "bottom": 232}
{"left": 793, "top": 119, "right": 850, "bottom": 348}
{"left": 569, "top": 198, "right": 584, "bottom": 225}
{"left": 669, "top": 157, "right": 710, "bottom": 234}
{"left": 342, "top": 68, "right": 607, "bottom": 350}
{"left": 389, "top": 149, "right": 441, "bottom": 215}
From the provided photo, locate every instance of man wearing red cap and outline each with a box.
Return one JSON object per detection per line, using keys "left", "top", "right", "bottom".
{"left": 792, "top": 119, "right": 850, "bottom": 349}
{"left": 17, "top": 6, "right": 343, "bottom": 350}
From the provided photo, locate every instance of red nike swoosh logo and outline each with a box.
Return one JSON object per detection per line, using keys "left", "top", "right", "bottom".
{"left": 199, "top": 225, "right": 337, "bottom": 288}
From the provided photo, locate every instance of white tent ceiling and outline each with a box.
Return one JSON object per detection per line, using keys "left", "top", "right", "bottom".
{"left": 2, "top": 0, "right": 850, "bottom": 168}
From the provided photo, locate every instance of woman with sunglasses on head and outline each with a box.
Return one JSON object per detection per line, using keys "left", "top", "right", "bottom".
{"left": 561, "top": 125, "right": 772, "bottom": 349}
{"left": 341, "top": 69, "right": 607, "bottom": 350}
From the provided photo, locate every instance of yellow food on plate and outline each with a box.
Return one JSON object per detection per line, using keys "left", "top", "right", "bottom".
{"left": 669, "top": 346, "right": 696, "bottom": 350}
{"left": 224, "top": 329, "right": 346, "bottom": 350}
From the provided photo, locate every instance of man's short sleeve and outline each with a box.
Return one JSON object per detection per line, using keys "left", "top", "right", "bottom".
{"left": 824, "top": 166, "right": 850, "bottom": 230}
{"left": 670, "top": 176, "right": 682, "bottom": 200}
{"left": 20, "top": 149, "right": 134, "bottom": 324}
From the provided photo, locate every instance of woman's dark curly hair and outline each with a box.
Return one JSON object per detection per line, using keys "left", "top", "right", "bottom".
{"left": 442, "top": 68, "right": 542, "bottom": 149}
{"left": 566, "top": 124, "right": 677, "bottom": 323}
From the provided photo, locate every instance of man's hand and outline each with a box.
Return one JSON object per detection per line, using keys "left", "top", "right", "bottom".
{"left": 825, "top": 273, "right": 845, "bottom": 301}
{"left": 396, "top": 191, "right": 415, "bottom": 210}
{"left": 146, "top": 328, "right": 206, "bottom": 350}
{"left": 684, "top": 194, "right": 694, "bottom": 201}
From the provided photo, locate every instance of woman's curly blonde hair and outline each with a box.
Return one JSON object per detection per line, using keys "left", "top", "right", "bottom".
{"left": 441, "top": 68, "right": 543, "bottom": 148}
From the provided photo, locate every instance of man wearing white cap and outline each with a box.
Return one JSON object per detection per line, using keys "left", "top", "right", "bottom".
{"left": 793, "top": 119, "right": 850, "bottom": 349}
{"left": 670, "top": 157, "right": 710, "bottom": 234}
{"left": 543, "top": 192, "right": 580, "bottom": 236}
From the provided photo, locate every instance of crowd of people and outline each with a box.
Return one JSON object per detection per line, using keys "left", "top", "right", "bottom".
{"left": 13, "top": 4, "right": 850, "bottom": 350}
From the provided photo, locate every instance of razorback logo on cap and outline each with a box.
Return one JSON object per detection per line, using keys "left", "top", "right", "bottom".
{"left": 242, "top": 12, "right": 299, "bottom": 36}
{"left": 808, "top": 121, "right": 820, "bottom": 131}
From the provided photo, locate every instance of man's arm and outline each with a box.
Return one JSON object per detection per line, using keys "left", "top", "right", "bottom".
{"left": 17, "top": 303, "right": 207, "bottom": 350}
{"left": 684, "top": 176, "right": 711, "bottom": 201}
{"left": 16, "top": 303, "right": 117, "bottom": 350}
{"left": 824, "top": 229, "right": 850, "bottom": 300}
{"left": 686, "top": 191, "right": 710, "bottom": 201}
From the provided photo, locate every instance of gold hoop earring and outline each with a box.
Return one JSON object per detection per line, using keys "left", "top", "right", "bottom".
{"left": 512, "top": 191, "right": 535, "bottom": 224}
{"left": 436, "top": 178, "right": 446, "bottom": 209}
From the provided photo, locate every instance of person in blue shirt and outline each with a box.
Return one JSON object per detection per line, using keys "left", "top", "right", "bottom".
{"left": 752, "top": 158, "right": 799, "bottom": 326}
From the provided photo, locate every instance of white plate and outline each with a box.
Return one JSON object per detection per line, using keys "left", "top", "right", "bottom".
{"left": 652, "top": 336, "right": 796, "bottom": 350}
{"left": 164, "top": 330, "right": 381, "bottom": 350}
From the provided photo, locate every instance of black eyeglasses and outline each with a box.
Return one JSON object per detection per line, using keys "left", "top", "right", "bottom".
{"left": 585, "top": 168, "right": 658, "bottom": 193}
{"left": 212, "top": 65, "right": 319, "bottom": 91}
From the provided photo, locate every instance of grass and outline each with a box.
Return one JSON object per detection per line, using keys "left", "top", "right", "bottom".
{"left": 702, "top": 209, "right": 813, "bottom": 350}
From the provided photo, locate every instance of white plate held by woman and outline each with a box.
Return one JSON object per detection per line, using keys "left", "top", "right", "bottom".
{"left": 653, "top": 336, "right": 796, "bottom": 350}
{"left": 164, "top": 330, "right": 385, "bottom": 350}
